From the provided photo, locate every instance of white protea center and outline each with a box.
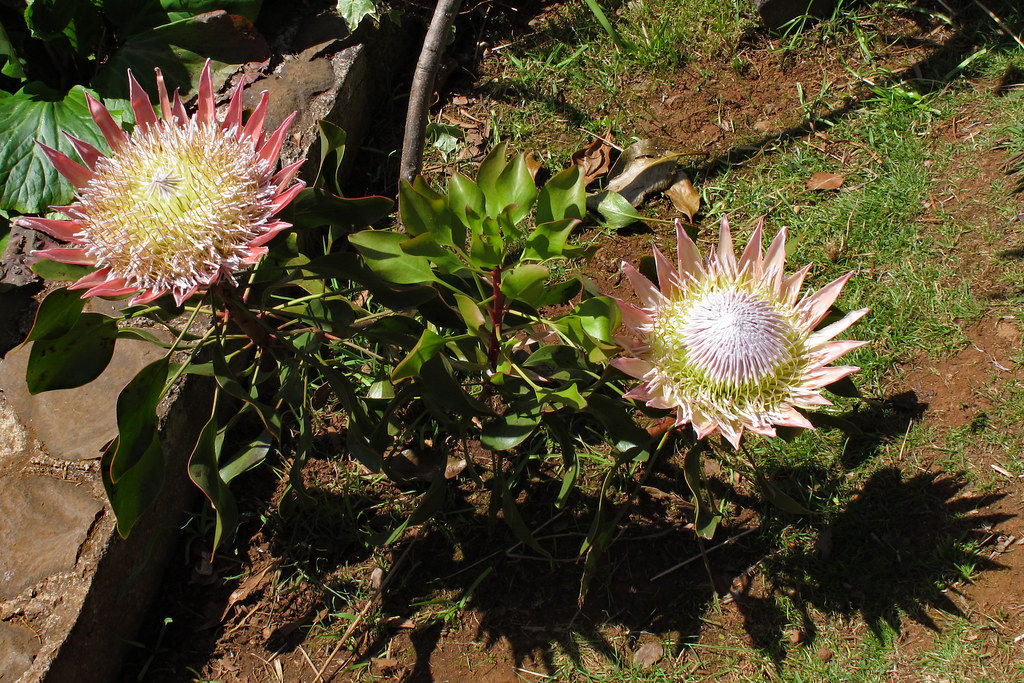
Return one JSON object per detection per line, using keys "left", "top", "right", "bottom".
{"left": 611, "top": 217, "right": 869, "bottom": 448}
{"left": 76, "top": 121, "right": 275, "bottom": 294}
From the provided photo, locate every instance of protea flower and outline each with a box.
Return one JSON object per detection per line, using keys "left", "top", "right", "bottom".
{"left": 14, "top": 61, "right": 304, "bottom": 306}
{"left": 612, "top": 217, "right": 868, "bottom": 448}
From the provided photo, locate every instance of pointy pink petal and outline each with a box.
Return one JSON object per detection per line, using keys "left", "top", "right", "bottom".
{"left": 15, "top": 216, "right": 85, "bottom": 242}
{"left": 694, "top": 419, "right": 719, "bottom": 440}
{"left": 738, "top": 219, "right": 763, "bottom": 277}
{"left": 610, "top": 357, "right": 654, "bottom": 379}
{"left": 243, "top": 246, "right": 269, "bottom": 263}
{"left": 747, "top": 422, "right": 777, "bottom": 437}
{"left": 621, "top": 261, "right": 663, "bottom": 307}
{"left": 719, "top": 421, "right": 743, "bottom": 448}
{"left": 810, "top": 339, "right": 867, "bottom": 366}
{"left": 271, "top": 160, "right": 304, "bottom": 191}
{"left": 623, "top": 385, "right": 652, "bottom": 401}
{"left": 223, "top": 79, "right": 246, "bottom": 133}
{"left": 774, "top": 406, "right": 814, "bottom": 430}
{"left": 32, "top": 247, "right": 95, "bottom": 265}
{"left": 130, "top": 288, "right": 165, "bottom": 306}
{"left": 248, "top": 221, "right": 292, "bottom": 247}
{"left": 651, "top": 244, "right": 679, "bottom": 298}
{"left": 197, "top": 59, "right": 215, "bottom": 126}
{"left": 616, "top": 299, "right": 652, "bottom": 328}
{"left": 800, "top": 271, "right": 853, "bottom": 328}
{"left": 63, "top": 133, "right": 103, "bottom": 169}
{"left": 52, "top": 204, "right": 87, "bottom": 220}
{"left": 269, "top": 180, "right": 304, "bottom": 213}
{"left": 781, "top": 262, "right": 812, "bottom": 305}
{"left": 762, "top": 227, "right": 787, "bottom": 292}
{"left": 803, "top": 365, "right": 860, "bottom": 389}
{"left": 38, "top": 143, "right": 94, "bottom": 187}
{"left": 258, "top": 111, "right": 297, "bottom": 165}
{"left": 154, "top": 67, "right": 173, "bottom": 122}
{"left": 171, "top": 91, "right": 188, "bottom": 124}
{"left": 715, "top": 215, "right": 736, "bottom": 275}
{"left": 173, "top": 284, "right": 200, "bottom": 307}
{"left": 808, "top": 307, "right": 869, "bottom": 347}
{"left": 85, "top": 91, "right": 126, "bottom": 150}
{"left": 128, "top": 69, "right": 157, "bottom": 130}
{"left": 795, "top": 392, "right": 832, "bottom": 407}
{"left": 84, "top": 278, "right": 135, "bottom": 298}
{"left": 241, "top": 91, "right": 269, "bottom": 140}
{"left": 675, "top": 218, "right": 703, "bottom": 281}
{"left": 68, "top": 268, "right": 113, "bottom": 290}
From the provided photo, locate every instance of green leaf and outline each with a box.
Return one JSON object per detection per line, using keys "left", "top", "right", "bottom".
{"left": 481, "top": 411, "right": 541, "bottom": 451}
{"left": 572, "top": 296, "right": 620, "bottom": 344}
{"left": 683, "top": 446, "right": 720, "bottom": 539}
{"left": 539, "top": 383, "right": 586, "bottom": 410}
{"left": 588, "top": 190, "right": 643, "bottom": 229}
{"left": 494, "top": 152, "right": 538, "bottom": 225}
{"left": 399, "top": 178, "right": 462, "bottom": 247}
{"left": 92, "top": 11, "right": 269, "bottom": 100}
{"left": 0, "top": 85, "right": 122, "bottom": 214}
{"left": 447, "top": 171, "right": 485, "bottom": 234}
{"left": 29, "top": 259, "right": 94, "bottom": 282}
{"left": 537, "top": 277, "right": 582, "bottom": 307}
{"left": 349, "top": 229, "right": 437, "bottom": 284}
{"left": 523, "top": 218, "right": 579, "bottom": 261}
{"left": 188, "top": 406, "right": 239, "bottom": 550}
{"left": 336, "top": 0, "right": 378, "bottom": 28}
{"left": 0, "top": 19, "right": 26, "bottom": 80}
{"left": 500, "top": 263, "right": 548, "bottom": 307}
{"left": 26, "top": 312, "right": 117, "bottom": 394}
{"left": 425, "top": 122, "right": 463, "bottom": 159}
{"left": 400, "top": 233, "right": 466, "bottom": 274}
{"left": 26, "top": 287, "right": 85, "bottom": 342}
{"left": 314, "top": 120, "right": 346, "bottom": 194}
{"left": 161, "top": 0, "right": 263, "bottom": 22}
{"left": 210, "top": 348, "right": 282, "bottom": 439}
{"left": 475, "top": 141, "right": 508, "bottom": 213}
{"left": 453, "top": 292, "right": 487, "bottom": 338}
{"left": 392, "top": 328, "right": 445, "bottom": 381}
{"left": 537, "top": 165, "right": 585, "bottom": 223}
{"left": 285, "top": 188, "right": 392, "bottom": 231}
{"left": 102, "top": 356, "right": 170, "bottom": 538}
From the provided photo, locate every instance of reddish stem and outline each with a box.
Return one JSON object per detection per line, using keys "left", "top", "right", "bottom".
{"left": 214, "top": 282, "right": 285, "bottom": 360}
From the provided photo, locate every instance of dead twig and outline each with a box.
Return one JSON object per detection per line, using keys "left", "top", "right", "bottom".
{"left": 399, "top": 0, "right": 463, "bottom": 183}
{"left": 649, "top": 527, "right": 758, "bottom": 581}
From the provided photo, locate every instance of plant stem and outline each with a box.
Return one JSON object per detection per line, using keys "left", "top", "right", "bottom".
{"left": 486, "top": 266, "right": 504, "bottom": 371}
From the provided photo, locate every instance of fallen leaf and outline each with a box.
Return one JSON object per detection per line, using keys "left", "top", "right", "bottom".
{"left": 665, "top": 171, "right": 700, "bottom": 220}
{"left": 806, "top": 171, "right": 844, "bottom": 191}
{"left": 606, "top": 140, "right": 685, "bottom": 207}
{"left": 633, "top": 642, "right": 664, "bottom": 669}
{"left": 571, "top": 135, "right": 616, "bottom": 185}
{"left": 524, "top": 151, "right": 544, "bottom": 179}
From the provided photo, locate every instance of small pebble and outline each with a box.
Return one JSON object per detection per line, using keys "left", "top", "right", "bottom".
{"left": 818, "top": 647, "right": 833, "bottom": 663}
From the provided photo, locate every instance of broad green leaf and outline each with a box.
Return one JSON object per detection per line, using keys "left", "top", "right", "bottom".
{"left": 572, "top": 296, "right": 620, "bottom": 344}
{"left": 188, "top": 406, "right": 239, "bottom": 550}
{"left": 539, "top": 383, "right": 586, "bottom": 410}
{"left": 102, "top": 356, "right": 170, "bottom": 537}
{"left": 210, "top": 348, "right": 282, "bottom": 438}
{"left": 494, "top": 153, "right": 538, "bottom": 224}
{"left": 284, "top": 188, "right": 392, "bottom": 231}
{"left": 537, "top": 277, "right": 582, "bottom": 307}
{"left": 399, "top": 179, "right": 462, "bottom": 247}
{"left": 588, "top": 190, "right": 643, "bottom": 229}
{"left": 400, "top": 233, "right": 466, "bottom": 274}
{"left": 349, "top": 229, "right": 437, "bottom": 284}
{"left": 585, "top": 393, "right": 650, "bottom": 455}
{"left": 683, "top": 446, "right": 721, "bottom": 539}
{"left": 26, "top": 287, "right": 85, "bottom": 342}
{"left": 481, "top": 411, "right": 541, "bottom": 451}
{"left": 336, "top": 0, "right": 378, "bottom": 28}
{"left": 392, "top": 328, "right": 445, "bottom": 381}
{"left": 92, "top": 11, "right": 269, "bottom": 100}
{"left": 314, "top": 120, "right": 347, "bottom": 194}
{"left": 475, "top": 141, "right": 507, "bottom": 215}
{"left": 26, "top": 312, "right": 117, "bottom": 394}
{"left": 0, "top": 19, "right": 26, "bottom": 80}
{"left": 453, "top": 292, "right": 487, "bottom": 338}
{"left": 523, "top": 218, "right": 578, "bottom": 261}
{"left": 425, "top": 122, "right": 463, "bottom": 158}
{"left": 536, "top": 165, "right": 585, "bottom": 223}
{"left": 0, "top": 84, "right": 121, "bottom": 214}
{"left": 500, "top": 263, "right": 548, "bottom": 306}
{"left": 447, "top": 171, "right": 485, "bottom": 234}
{"left": 29, "top": 259, "right": 94, "bottom": 282}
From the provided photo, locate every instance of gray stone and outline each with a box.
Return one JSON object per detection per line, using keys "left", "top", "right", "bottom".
{"left": 0, "top": 339, "right": 164, "bottom": 461}
{"left": 0, "top": 622, "right": 38, "bottom": 682}
{"left": 0, "top": 224, "right": 55, "bottom": 290}
{"left": 0, "top": 474, "right": 102, "bottom": 600}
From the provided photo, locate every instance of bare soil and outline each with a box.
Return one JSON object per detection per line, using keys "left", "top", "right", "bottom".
{"left": 122, "top": 2, "right": 1024, "bottom": 681}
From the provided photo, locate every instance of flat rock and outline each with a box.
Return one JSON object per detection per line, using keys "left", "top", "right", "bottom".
{"left": 0, "top": 339, "right": 164, "bottom": 461}
{"left": 0, "top": 474, "right": 103, "bottom": 600}
{"left": 0, "top": 622, "right": 38, "bottom": 681}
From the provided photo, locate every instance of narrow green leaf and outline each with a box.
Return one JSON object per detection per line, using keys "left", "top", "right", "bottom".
{"left": 210, "top": 348, "right": 281, "bottom": 439}
{"left": 220, "top": 429, "right": 273, "bottom": 483}
{"left": 392, "top": 328, "right": 445, "bottom": 382}
{"left": 188, "top": 405, "right": 239, "bottom": 550}
{"left": 683, "top": 446, "right": 721, "bottom": 539}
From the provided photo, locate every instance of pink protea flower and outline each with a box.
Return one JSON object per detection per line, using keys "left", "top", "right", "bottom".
{"left": 612, "top": 217, "right": 868, "bottom": 448}
{"left": 14, "top": 61, "right": 304, "bottom": 306}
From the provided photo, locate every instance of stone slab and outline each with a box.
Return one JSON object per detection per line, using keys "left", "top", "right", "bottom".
{"left": 0, "top": 340, "right": 164, "bottom": 462}
{"left": 0, "top": 622, "right": 37, "bottom": 682}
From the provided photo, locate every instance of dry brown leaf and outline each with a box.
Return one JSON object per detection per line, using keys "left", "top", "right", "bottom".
{"left": 524, "top": 151, "right": 544, "bottom": 179}
{"left": 571, "top": 136, "right": 616, "bottom": 185}
{"left": 219, "top": 563, "right": 275, "bottom": 622}
{"left": 806, "top": 171, "right": 844, "bottom": 191}
{"left": 665, "top": 171, "right": 700, "bottom": 221}
{"left": 606, "top": 140, "right": 685, "bottom": 207}
{"left": 633, "top": 642, "right": 664, "bottom": 669}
